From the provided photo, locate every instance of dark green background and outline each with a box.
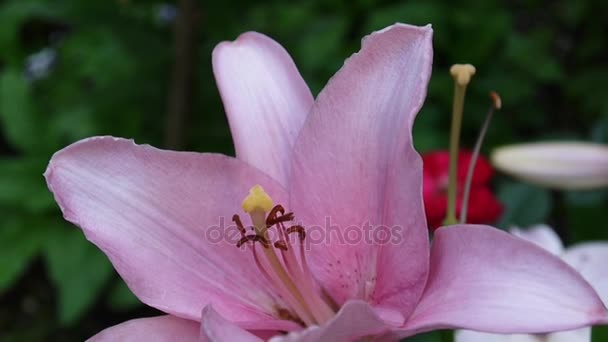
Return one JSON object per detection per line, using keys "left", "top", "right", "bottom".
{"left": 0, "top": 0, "right": 607, "bottom": 340}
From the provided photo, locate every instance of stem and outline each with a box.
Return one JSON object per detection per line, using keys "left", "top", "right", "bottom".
{"left": 165, "top": 0, "right": 201, "bottom": 149}
{"left": 443, "top": 84, "right": 466, "bottom": 225}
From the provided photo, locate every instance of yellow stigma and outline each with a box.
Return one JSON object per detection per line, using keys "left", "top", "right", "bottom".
{"left": 450, "top": 64, "right": 476, "bottom": 86}
{"left": 242, "top": 185, "right": 274, "bottom": 213}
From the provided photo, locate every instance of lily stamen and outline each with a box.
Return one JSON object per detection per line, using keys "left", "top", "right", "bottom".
{"left": 460, "top": 91, "right": 502, "bottom": 224}
{"left": 233, "top": 185, "right": 336, "bottom": 326}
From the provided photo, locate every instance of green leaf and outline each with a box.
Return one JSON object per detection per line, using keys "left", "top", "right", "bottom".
{"left": 0, "top": 215, "right": 43, "bottom": 292}
{"left": 567, "top": 204, "right": 608, "bottom": 243}
{"left": 593, "top": 325, "right": 608, "bottom": 342}
{"left": 496, "top": 180, "right": 553, "bottom": 228}
{"left": 401, "top": 331, "right": 442, "bottom": 342}
{"left": 0, "top": 1, "right": 60, "bottom": 65}
{"left": 43, "top": 227, "right": 113, "bottom": 325}
{"left": 413, "top": 104, "right": 448, "bottom": 152}
{"left": 0, "top": 158, "right": 55, "bottom": 212}
{"left": 107, "top": 278, "right": 142, "bottom": 312}
{"left": 0, "top": 69, "right": 54, "bottom": 153}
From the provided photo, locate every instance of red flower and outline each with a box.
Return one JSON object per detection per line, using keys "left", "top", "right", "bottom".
{"left": 422, "top": 150, "right": 503, "bottom": 230}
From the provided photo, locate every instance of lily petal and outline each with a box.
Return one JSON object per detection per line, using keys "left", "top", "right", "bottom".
{"left": 491, "top": 142, "right": 608, "bottom": 190}
{"left": 510, "top": 225, "right": 564, "bottom": 255}
{"left": 455, "top": 327, "right": 591, "bottom": 342}
{"left": 213, "top": 32, "right": 313, "bottom": 186}
{"left": 455, "top": 330, "right": 540, "bottom": 342}
{"left": 270, "top": 300, "right": 391, "bottom": 342}
{"left": 289, "top": 23, "right": 433, "bottom": 317}
{"left": 200, "top": 306, "right": 263, "bottom": 342}
{"left": 402, "top": 225, "right": 607, "bottom": 336}
{"left": 88, "top": 315, "right": 199, "bottom": 342}
{"left": 562, "top": 243, "right": 608, "bottom": 304}
{"left": 44, "top": 136, "right": 297, "bottom": 328}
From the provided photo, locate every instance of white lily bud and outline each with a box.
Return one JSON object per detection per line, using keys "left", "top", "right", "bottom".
{"left": 491, "top": 142, "right": 608, "bottom": 190}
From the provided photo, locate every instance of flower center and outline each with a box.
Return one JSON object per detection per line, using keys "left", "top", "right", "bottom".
{"left": 233, "top": 185, "right": 336, "bottom": 326}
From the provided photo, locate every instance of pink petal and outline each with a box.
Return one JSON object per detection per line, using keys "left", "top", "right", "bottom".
{"left": 270, "top": 300, "right": 391, "bottom": 342}
{"left": 212, "top": 32, "right": 313, "bottom": 186}
{"left": 491, "top": 142, "right": 608, "bottom": 190}
{"left": 88, "top": 315, "right": 199, "bottom": 342}
{"left": 200, "top": 306, "right": 263, "bottom": 342}
{"left": 455, "top": 330, "right": 540, "bottom": 342}
{"left": 45, "top": 136, "right": 298, "bottom": 329}
{"left": 546, "top": 328, "right": 591, "bottom": 342}
{"left": 510, "top": 225, "right": 564, "bottom": 255}
{"left": 455, "top": 328, "right": 591, "bottom": 342}
{"left": 289, "top": 23, "right": 433, "bottom": 317}
{"left": 562, "top": 243, "right": 608, "bottom": 304}
{"left": 402, "top": 225, "right": 608, "bottom": 335}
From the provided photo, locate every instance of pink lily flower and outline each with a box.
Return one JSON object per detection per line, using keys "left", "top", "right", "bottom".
{"left": 44, "top": 24, "right": 607, "bottom": 341}
{"left": 456, "top": 225, "right": 608, "bottom": 342}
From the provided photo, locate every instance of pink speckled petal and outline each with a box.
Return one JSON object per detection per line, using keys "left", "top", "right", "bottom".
{"left": 289, "top": 23, "right": 433, "bottom": 318}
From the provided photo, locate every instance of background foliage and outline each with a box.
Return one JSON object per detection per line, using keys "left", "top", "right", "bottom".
{"left": 0, "top": 0, "right": 607, "bottom": 340}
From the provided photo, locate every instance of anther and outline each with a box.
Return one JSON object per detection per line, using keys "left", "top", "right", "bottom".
{"left": 233, "top": 214, "right": 246, "bottom": 236}
{"left": 490, "top": 91, "right": 502, "bottom": 110}
{"left": 274, "top": 241, "right": 288, "bottom": 251}
{"left": 266, "top": 205, "right": 294, "bottom": 226}
{"left": 286, "top": 225, "right": 306, "bottom": 241}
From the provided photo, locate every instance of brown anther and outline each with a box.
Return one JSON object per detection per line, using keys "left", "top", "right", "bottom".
{"left": 236, "top": 235, "right": 270, "bottom": 248}
{"left": 274, "top": 241, "right": 288, "bottom": 251}
{"left": 490, "top": 91, "right": 502, "bottom": 110}
{"left": 266, "top": 204, "right": 295, "bottom": 226}
{"left": 232, "top": 214, "right": 246, "bottom": 236}
{"left": 286, "top": 225, "right": 306, "bottom": 241}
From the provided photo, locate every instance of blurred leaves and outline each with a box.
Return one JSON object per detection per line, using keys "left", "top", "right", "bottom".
{"left": 44, "top": 227, "right": 113, "bottom": 325}
{"left": 593, "top": 326, "right": 608, "bottom": 342}
{"left": 107, "top": 279, "right": 141, "bottom": 312}
{"left": 0, "top": 69, "right": 45, "bottom": 153}
{"left": 0, "top": 216, "right": 44, "bottom": 292}
{"left": 0, "top": 158, "right": 53, "bottom": 212}
{"left": 0, "top": 0, "right": 606, "bottom": 340}
{"left": 496, "top": 181, "right": 552, "bottom": 228}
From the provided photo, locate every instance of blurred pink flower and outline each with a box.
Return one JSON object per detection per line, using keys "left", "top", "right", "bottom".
{"left": 456, "top": 225, "right": 608, "bottom": 342}
{"left": 45, "top": 24, "right": 607, "bottom": 341}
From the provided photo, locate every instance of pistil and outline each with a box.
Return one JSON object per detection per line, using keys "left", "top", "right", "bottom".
{"left": 444, "top": 64, "right": 476, "bottom": 225}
